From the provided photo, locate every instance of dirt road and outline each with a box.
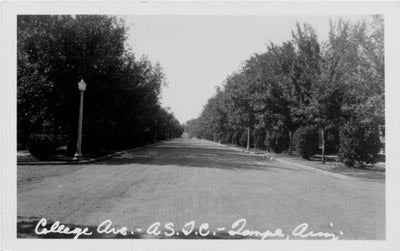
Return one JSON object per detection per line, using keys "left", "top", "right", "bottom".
{"left": 17, "top": 137, "right": 385, "bottom": 239}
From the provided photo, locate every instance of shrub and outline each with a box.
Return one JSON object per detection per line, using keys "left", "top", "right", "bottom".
{"left": 221, "top": 132, "right": 233, "bottom": 144}
{"left": 27, "top": 134, "right": 57, "bottom": 160}
{"left": 254, "top": 133, "right": 266, "bottom": 149}
{"left": 231, "top": 130, "right": 241, "bottom": 145}
{"left": 325, "top": 128, "right": 339, "bottom": 154}
{"left": 339, "top": 119, "right": 382, "bottom": 168}
{"left": 294, "top": 126, "right": 319, "bottom": 159}
{"left": 239, "top": 130, "right": 248, "bottom": 148}
{"left": 268, "top": 130, "right": 289, "bottom": 154}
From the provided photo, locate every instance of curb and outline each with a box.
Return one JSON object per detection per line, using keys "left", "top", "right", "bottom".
{"left": 274, "top": 158, "right": 384, "bottom": 182}
{"left": 218, "top": 143, "right": 383, "bottom": 182}
{"left": 17, "top": 141, "right": 163, "bottom": 166}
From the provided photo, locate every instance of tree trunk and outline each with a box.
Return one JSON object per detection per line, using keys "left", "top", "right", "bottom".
{"left": 265, "top": 129, "right": 270, "bottom": 152}
{"left": 288, "top": 131, "right": 293, "bottom": 156}
{"left": 321, "top": 128, "right": 326, "bottom": 163}
{"left": 246, "top": 127, "right": 250, "bottom": 151}
{"left": 154, "top": 122, "right": 157, "bottom": 142}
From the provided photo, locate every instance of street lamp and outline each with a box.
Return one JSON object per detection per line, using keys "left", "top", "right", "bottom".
{"left": 73, "top": 79, "right": 86, "bottom": 160}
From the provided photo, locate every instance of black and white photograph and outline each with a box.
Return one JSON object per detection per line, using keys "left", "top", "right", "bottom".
{"left": 1, "top": 1, "right": 400, "bottom": 251}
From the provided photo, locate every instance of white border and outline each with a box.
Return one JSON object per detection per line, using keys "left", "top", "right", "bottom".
{"left": 2, "top": 1, "right": 400, "bottom": 251}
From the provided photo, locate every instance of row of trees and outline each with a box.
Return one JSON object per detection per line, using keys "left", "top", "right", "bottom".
{"left": 18, "top": 15, "right": 183, "bottom": 158}
{"left": 185, "top": 16, "right": 384, "bottom": 167}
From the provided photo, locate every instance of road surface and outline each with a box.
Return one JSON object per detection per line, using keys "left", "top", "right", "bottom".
{"left": 17, "top": 137, "right": 385, "bottom": 239}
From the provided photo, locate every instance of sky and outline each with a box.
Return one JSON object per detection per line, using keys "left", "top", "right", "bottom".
{"left": 122, "top": 15, "right": 363, "bottom": 124}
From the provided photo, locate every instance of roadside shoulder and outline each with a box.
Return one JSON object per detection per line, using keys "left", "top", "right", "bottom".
{"left": 17, "top": 141, "right": 163, "bottom": 166}
{"left": 220, "top": 143, "right": 384, "bottom": 182}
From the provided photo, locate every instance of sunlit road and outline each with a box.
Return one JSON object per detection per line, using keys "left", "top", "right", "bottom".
{"left": 17, "top": 137, "right": 385, "bottom": 239}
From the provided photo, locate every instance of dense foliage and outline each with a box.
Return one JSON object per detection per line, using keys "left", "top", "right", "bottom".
{"left": 26, "top": 134, "right": 57, "bottom": 160}
{"left": 339, "top": 119, "right": 382, "bottom": 167}
{"left": 184, "top": 16, "right": 384, "bottom": 167}
{"left": 294, "top": 126, "right": 320, "bottom": 160}
{"left": 18, "top": 15, "right": 183, "bottom": 157}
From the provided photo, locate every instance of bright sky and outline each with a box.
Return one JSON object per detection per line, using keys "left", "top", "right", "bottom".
{"left": 122, "top": 15, "right": 363, "bottom": 124}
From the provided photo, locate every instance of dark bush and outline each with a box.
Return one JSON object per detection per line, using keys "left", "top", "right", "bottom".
{"left": 254, "top": 132, "right": 266, "bottom": 149}
{"left": 221, "top": 132, "right": 233, "bottom": 144}
{"left": 268, "top": 130, "right": 289, "bottom": 154}
{"left": 239, "top": 130, "right": 248, "bottom": 148}
{"left": 231, "top": 130, "right": 241, "bottom": 145}
{"left": 54, "top": 135, "right": 67, "bottom": 146}
{"left": 27, "top": 134, "right": 57, "bottom": 160}
{"left": 294, "top": 126, "right": 319, "bottom": 159}
{"left": 325, "top": 127, "right": 340, "bottom": 154}
{"left": 81, "top": 132, "right": 103, "bottom": 155}
{"left": 339, "top": 120, "right": 382, "bottom": 168}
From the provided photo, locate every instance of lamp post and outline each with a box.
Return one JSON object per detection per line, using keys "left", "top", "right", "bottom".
{"left": 74, "top": 79, "right": 86, "bottom": 160}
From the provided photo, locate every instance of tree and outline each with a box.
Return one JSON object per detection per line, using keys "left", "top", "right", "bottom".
{"left": 185, "top": 17, "right": 384, "bottom": 168}
{"left": 267, "top": 41, "right": 301, "bottom": 155}
{"left": 224, "top": 71, "right": 256, "bottom": 150}
{"left": 329, "top": 17, "right": 384, "bottom": 166}
{"left": 339, "top": 117, "right": 381, "bottom": 167}
{"left": 18, "top": 15, "right": 183, "bottom": 156}
{"left": 306, "top": 50, "right": 344, "bottom": 162}
{"left": 294, "top": 125, "right": 319, "bottom": 159}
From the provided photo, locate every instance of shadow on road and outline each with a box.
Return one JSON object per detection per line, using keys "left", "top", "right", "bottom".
{"left": 101, "top": 138, "right": 302, "bottom": 172}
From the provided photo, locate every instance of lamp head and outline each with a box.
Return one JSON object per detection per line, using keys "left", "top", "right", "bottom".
{"left": 78, "top": 79, "right": 86, "bottom": 91}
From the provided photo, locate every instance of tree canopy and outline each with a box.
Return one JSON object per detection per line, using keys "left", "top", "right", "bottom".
{"left": 185, "top": 16, "right": 384, "bottom": 167}
{"left": 18, "top": 15, "right": 183, "bottom": 155}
